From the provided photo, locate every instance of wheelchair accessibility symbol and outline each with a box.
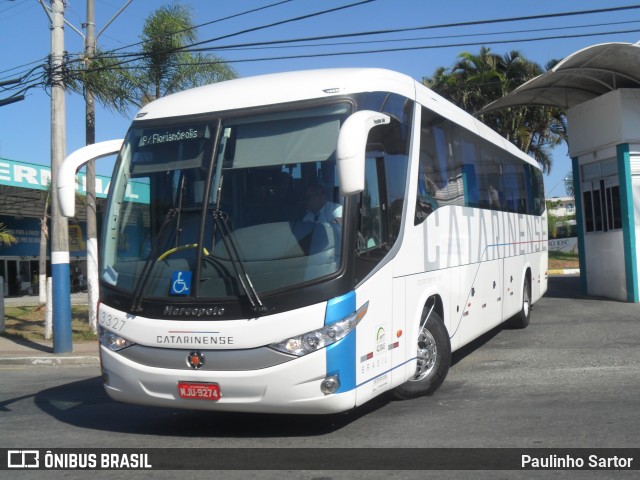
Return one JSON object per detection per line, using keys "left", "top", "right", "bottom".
{"left": 170, "top": 271, "right": 192, "bottom": 295}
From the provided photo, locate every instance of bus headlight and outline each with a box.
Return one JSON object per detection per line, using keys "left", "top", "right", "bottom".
{"left": 99, "top": 326, "right": 135, "bottom": 351}
{"left": 270, "top": 301, "right": 368, "bottom": 356}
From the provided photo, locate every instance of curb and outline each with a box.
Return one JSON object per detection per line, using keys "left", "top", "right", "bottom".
{"left": 548, "top": 268, "right": 580, "bottom": 275}
{"left": 0, "top": 355, "right": 99, "bottom": 367}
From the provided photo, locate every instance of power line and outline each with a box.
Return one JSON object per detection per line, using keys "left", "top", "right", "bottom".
{"left": 186, "top": 18, "right": 640, "bottom": 53}
{"left": 0, "top": 0, "right": 299, "bottom": 85}
{"left": 180, "top": 0, "right": 376, "bottom": 51}
{"left": 89, "top": 26, "right": 640, "bottom": 69}
{"left": 60, "top": 0, "right": 379, "bottom": 74}
{"left": 80, "top": 3, "right": 640, "bottom": 68}
{"left": 0, "top": 59, "right": 48, "bottom": 83}
{"left": 6, "top": 2, "right": 640, "bottom": 96}
{"left": 101, "top": 0, "right": 296, "bottom": 56}
{"left": 64, "top": 22, "right": 640, "bottom": 76}
{"left": 222, "top": 26, "right": 640, "bottom": 63}
{"left": 183, "top": 3, "right": 640, "bottom": 54}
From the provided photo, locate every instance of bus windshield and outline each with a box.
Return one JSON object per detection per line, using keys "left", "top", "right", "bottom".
{"left": 100, "top": 103, "right": 349, "bottom": 303}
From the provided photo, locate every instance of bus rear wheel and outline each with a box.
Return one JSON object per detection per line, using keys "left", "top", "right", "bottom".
{"left": 507, "top": 276, "right": 531, "bottom": 329}
{"left": 393, "top": 310, "right": 450, "bottom": 399}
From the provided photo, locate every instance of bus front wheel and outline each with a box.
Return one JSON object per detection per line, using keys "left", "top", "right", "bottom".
{"left": 393, "top": 310, "right": 451, "bottom": 399}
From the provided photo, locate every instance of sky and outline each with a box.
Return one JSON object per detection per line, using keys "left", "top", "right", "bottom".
{"left": 1, "top": 0, "right": 640, "bottom": 198}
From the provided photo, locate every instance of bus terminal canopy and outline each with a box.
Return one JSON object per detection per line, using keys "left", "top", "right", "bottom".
{"left": 477, "top": 42, "right": 640, "bottom": 115}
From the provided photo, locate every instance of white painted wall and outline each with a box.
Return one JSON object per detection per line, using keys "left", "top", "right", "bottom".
{"left": 568, "top": 90, "right": 640, "bottom": 158}
{"left": 584, "top": 230, "right": 626, "bottom": 301}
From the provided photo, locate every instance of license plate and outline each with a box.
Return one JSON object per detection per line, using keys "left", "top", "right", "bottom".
{"left": 177, "top": 382, "right": 221, "bottom": 401}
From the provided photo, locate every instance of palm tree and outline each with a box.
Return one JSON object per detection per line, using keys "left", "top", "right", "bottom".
{"left": 64, "top": 4, "right": 236, "bottom": 333}
{"left": 0, "top": 222, "right": 16, "bottom": 247}
{"left": 69, "top": 4, "right": 236, "bottom": 114}
{"left": 424, "top": 48, "right": 567, "bottom": 173}
{"left": 137, "top": 4, "right": 235, "bottom": 104}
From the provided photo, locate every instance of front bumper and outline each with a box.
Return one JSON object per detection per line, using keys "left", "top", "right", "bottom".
{"left": 100, "top": 345, "right": 356, "bottom": 414}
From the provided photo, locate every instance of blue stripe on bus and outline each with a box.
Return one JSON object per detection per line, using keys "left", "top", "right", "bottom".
{"left": 325, "top": 291, "right": 356, "bottom": 393}
{"left": 324, "top": 291, "right": 355, "bottom": 325}
{"left": 326, "top": 332, "right": 357, "bottom": 393}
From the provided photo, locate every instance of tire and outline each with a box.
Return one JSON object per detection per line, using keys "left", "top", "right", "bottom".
{"left": 508, "top": 276, "right": 531, "bottom": 329}
{"left": 393, "top": 310, "right": 451, "bottom": 400}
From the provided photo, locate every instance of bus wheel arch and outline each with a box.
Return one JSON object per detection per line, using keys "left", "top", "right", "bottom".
{"left": 393, "top": 295, "right": 451, "bottom": 400}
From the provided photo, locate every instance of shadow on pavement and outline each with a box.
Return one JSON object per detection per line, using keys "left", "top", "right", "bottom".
{"left": 544, "top": 276, "right": 587, "bottom": 299}
{"left": 0, "top": 334, "right": 52, "bottom": 353}
{"left": 31, "top": 376, "right": 391, "bottom": 438}
{"left": 24, "top": 276, "right": 598, "bottom": 437}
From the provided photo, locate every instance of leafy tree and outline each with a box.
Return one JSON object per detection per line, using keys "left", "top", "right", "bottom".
{"left": 424, "top": 48, "right": 567, "bottom": 173}
{"left": 546, "top": 200, "right": 561, "bottom": 239}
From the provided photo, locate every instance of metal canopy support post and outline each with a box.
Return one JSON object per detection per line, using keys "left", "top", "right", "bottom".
{"left": 617, "top": 143, "right": 639, "bottom": 302}
{"left": 571, "top": 157, "right": 588, "bottom": 296}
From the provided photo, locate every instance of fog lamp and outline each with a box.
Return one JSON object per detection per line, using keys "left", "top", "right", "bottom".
{"left": 320, "top": 375, "right": 340, "bottom": 395}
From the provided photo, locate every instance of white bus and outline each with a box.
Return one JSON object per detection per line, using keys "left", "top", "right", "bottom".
{"left": 58, "top": 69, "right": 547, "bottom": 414}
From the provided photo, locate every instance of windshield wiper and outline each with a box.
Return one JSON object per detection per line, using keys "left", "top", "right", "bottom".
{"left": 130, "top": 209, "right": 178, "bottom": 312}
{"left": 211, "top": 209, "right": 267, "bottom": 315}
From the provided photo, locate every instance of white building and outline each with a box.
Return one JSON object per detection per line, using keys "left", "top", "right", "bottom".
{"left": 547, "top": 196, "right": 576, "bottom": 218}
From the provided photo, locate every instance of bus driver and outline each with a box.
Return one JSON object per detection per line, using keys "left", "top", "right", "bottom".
{"left": 302, "top": 183, "right": 342, "bottom": 224}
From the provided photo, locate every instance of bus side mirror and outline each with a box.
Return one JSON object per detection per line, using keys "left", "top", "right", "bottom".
{"left": 336, "top": 110, "right": 390, "bottom": 196}
{"left": 57, "top": 139, "right": 124, "bottom": 218}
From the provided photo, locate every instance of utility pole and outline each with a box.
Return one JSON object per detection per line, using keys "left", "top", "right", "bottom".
{"left": 50, "top": 0, "right": 72, "bottom": 353}
{"left": 85, "top": 0, "right": 98, "bottom": 334}
{"left": 37, "top": 0, "right": 131, "bottom": 350}
{"left": 82, "top": 0, "right": 131, "bottom": 333}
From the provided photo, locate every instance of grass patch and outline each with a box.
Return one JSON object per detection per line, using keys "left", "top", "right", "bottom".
{"left": 1, "top": 305, "right": 96, "bottom": 343}
{"left": 548, "top": 250, "right": 580, "bottom": 270}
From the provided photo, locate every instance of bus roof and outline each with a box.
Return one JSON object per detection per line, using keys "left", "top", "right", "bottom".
{"left": 135, "top": 68, "right": 539, "bottom": 169}
{"left": 135, "top": 68, "right": 416, "bottom": 120}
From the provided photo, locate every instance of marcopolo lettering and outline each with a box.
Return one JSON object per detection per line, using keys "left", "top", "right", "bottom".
{"left": 163, "top": 305, "right": 225, "bottom": 317}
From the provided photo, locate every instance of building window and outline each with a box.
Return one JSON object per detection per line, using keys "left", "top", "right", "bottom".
{"left": 581, "top": 160, "right": 622, "bottom": 233}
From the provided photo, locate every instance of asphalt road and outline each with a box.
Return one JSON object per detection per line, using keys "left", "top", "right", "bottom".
{"left": 1, "top": 276, "right": 639, "bottom": 479}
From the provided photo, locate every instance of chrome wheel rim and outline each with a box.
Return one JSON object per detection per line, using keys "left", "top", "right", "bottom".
{"left": 410, "top": 326, "right": 437, "bottom": 381}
